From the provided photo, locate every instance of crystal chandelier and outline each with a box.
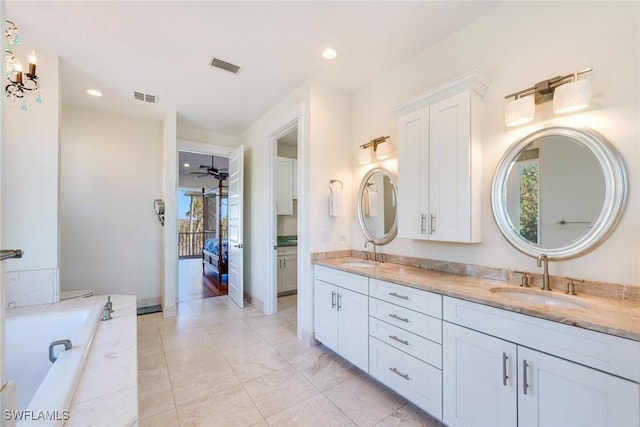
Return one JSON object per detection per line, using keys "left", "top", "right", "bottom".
{"left": 5, "top": 20, "right": 42, "bottom": 110}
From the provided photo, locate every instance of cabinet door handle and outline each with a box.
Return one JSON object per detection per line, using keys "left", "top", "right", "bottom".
{"left": 389, "top": 335, "right": 409, "bottom": 346}
{"left": 502, "top": 352, "right": 509, "bottom": 386}
{"left": 389, "top": 367, "right": 410, "bottom": 381}
{"left": 522, "top": 359, "right": 529, "bottom": 395}
{"left": 283, "top": 259, "right": 286, "bottom": 269}
{"left": 430, "top": 214, "right": 436, "bottom": 235}
{"left": 337, "top": 293, "right": 342, "bottom": 311}
{"left": 331, "top": 291, "right": 336, "bottom": 309}
{"left": 421, "top": 214, "right": 427, "bottom": 234}
{"left": 388, "top": 292, "right": 409, "bottom": 300}
{"left": 388, "top": 313, "right": 409, "bottom": 323}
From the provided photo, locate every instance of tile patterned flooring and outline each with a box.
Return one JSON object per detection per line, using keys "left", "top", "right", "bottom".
{"left": 137, "top": 295, "right": 444, "bottom": 427}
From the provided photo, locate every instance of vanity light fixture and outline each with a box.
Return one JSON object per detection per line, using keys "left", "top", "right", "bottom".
{"left": 359, "top": 136, "right": 391, "bottom": 164}
{"left": 504, "top": 68, "right": 592, "bottom": 127}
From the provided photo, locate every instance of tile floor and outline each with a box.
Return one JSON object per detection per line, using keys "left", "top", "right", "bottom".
{"left": 137, "top": 295, "right": 444, "bottom": 427}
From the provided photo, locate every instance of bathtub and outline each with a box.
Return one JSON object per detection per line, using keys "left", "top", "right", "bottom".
{"left": 5, "top": 305, "right": 101, "bottom": 425}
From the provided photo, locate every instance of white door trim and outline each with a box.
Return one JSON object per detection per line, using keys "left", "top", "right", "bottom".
{"left": 265, "top": 107, "right": 303, "bottom": 316}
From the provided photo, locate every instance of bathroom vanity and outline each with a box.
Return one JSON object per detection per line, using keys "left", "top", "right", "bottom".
{"left": 312, "top": 259, "right": 640, "bottom": 427}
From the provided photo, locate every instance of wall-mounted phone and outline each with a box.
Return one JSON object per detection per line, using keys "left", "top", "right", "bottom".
{"left": 154, "top": 199, "right": 165, "bottom": 226}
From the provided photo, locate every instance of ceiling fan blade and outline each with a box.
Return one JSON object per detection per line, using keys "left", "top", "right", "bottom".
{"left": 188, "top": 171, "right": 208, "bottom": 175}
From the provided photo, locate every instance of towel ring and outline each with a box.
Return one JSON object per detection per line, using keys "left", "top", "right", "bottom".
{"left": 329, "top": 179, "right": 343, "bottom": 191}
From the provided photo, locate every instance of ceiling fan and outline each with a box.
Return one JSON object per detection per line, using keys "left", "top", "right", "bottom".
{"left": 188, "top": 155, "right": 229, "bottom": 180}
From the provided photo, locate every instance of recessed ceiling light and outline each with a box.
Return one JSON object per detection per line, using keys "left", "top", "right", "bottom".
{"left": 322, "top": 48, "right": 338, "bottom": 60}
{"left": 184, "top": 163, "right": 190, "bottom": 168}
{"left": 86, "top": 89, "right": 102, "bottom": 97}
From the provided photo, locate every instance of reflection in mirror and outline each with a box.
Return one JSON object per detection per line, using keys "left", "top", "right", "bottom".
{"left": 357, "top": 167, "right": 398, "bottom": 245}
{"left": 492, "top": 126, "right": 627, "bottom": 260}
{"left": 505, "top": 136, "right": 605, "bottom": 249}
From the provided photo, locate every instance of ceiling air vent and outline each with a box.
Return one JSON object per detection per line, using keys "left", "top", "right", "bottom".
{"left": 210, "top": 57, "right": 240, "bottom": 74}
{"left": 133, "top": 91, "right": 159, "bottom": 103}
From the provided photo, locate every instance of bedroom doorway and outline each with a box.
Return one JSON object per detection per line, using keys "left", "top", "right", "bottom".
{"left": 177, "top": 151, "right": 229, "bottom": 302}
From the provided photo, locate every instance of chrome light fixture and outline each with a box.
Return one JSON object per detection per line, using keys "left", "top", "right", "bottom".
{"left": 5, "top": 20, "right": 42, "bottom": 110}
{"left": 505, "top": 68, "right": 592, "bottom": 127}
{"left": 359, "top": 136, "right": 391, "bottom": 164}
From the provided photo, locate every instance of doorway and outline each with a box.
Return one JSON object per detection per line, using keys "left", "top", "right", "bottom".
{"left": 177, "top": 151, "right": 229, "bottom": 302}
{"left": 268, "top": 118, "right": 300, "bottom": 317}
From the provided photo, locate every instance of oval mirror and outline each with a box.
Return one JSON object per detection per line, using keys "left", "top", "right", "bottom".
{"left": 492, "top": 126, "right": 627, "bottom": 260}
{"left": 357, "top": 167, "right": 398, "bottom": 245}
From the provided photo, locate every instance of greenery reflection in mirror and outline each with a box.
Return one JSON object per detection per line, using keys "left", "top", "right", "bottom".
{"left": 357, "top": 167, "right": 398, "bottom": 245}
{"left": 493, "top": 126, "right": 627, "bottom": 260}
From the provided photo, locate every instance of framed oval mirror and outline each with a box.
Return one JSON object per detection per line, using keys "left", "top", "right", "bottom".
{"left": 492, "top": 126, "right": 627, "bottom": 260}
{"left": 357, "top": 167, "right": 398, "bottom": 245}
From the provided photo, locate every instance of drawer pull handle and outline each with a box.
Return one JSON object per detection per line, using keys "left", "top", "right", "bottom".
{"left": 331, "top": 291, "right": 336, "bottom": 309}
{"left": 523, "top": 359, "right": 529, "bottom": 395}
{"left": 388, "top": 292, "right": 409, "bottom": 300}
{"left": 389, "top": 367, "right": 410, "bottom": 381}
{"left": 388, "top": 313, "right": 409, "bottom": 323}
{"left": 502, "top": 352, "right": 509, "bottom": 386}
{"left": 337, "top": 293, "right": 342, "bottom": 311}
{"left": 389, "top": 335, "right": 409, "bottom": 346}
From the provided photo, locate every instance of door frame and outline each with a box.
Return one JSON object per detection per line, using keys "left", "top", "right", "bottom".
{"left": 266, "top": 113, "right": 302, "bottom": 316}
{"left": 164, "top": 139, "right": 232, "bottom": 314}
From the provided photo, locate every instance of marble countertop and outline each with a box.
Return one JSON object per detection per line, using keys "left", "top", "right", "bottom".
{"left": 314, "top": 257, "right": 640, "bottom": 342}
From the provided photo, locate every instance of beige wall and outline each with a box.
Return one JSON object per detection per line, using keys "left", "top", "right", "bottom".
{"left": 351, "top": 2, "right": 640, "bottom": 286}
{"left": 60, "top": 106, "right": 164, "bottom": 305}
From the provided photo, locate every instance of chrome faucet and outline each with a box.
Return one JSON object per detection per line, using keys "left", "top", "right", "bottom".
{"left": 536, "top": 254, "right": 551, "bottom": 291}
{"left": 365, "top": 240, "right": 377, "bottom": 262}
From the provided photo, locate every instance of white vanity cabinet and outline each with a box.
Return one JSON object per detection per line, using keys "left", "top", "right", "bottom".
{"left": 313, "top": 266, "right": 369, "bottom": 372}
{"left": 276, "top": 156, "right": 294, "bottom": 215}
{"left": 442, "top": 297, "right": 640, "bottom": 427}
{"left": 395, "top": 71, "right": 488, "bottom": 243}
{"left": 368, "top": 279, "right": 444, "bottom": 420}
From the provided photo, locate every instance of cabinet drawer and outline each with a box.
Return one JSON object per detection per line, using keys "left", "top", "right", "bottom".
{"left": 370, "top": 279, "right": 442, "bottom": 318}
{"left": 369, "top": 317, "right": 442, "bottom": 369}
{"left": 277, "top": 247, "right": 297, "bottom": 256}
{"left": 315, "top": 266, "right": 368, "bottom": 295}
{"left": 370, "top": 298, "right": 442, "bottom": 343}
{"left": 443, "top": 296, "right": 640, "bottom": 382}
{"left": 369, "top": 337, "right": 443, "bottom": 420}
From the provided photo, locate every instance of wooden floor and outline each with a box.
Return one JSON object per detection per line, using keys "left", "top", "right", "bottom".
{"left": 178, "top": 258, "right": 228, "bottom": 302}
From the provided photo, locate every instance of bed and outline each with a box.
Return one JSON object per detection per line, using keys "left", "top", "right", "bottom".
{"left": 202, "top": 184, "right": 228, "bottom": 279}
{"left": 203, "top": 237, "right": 228, "bottom": 277}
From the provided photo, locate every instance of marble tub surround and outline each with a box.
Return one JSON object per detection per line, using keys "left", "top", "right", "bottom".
{"left": 6, "top": 294, "right": 138, "bottom": 426}
{"left": 314, "top": 256, "right": 640, "bottom": 342}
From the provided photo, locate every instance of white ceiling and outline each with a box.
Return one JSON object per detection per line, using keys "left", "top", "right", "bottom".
{"left": 7, "top": 1, "right": 501, "bottom": 136}
{"left": 178, "top": 151, "right": 228, "bottom": 187}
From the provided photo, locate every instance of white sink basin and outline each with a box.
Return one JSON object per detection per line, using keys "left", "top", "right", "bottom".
{"left": 490, "top": 287, "right": 588, "bottom": 309}
{"left": 342, "top": 260, "right": 378, "bottom": 268}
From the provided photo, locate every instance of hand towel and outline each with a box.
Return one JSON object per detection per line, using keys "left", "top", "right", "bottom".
{"left": 329, "top": 189, "right": 343, "bottom": 217}
{"left": 367, "top": 190, "right": 378, "bottom": 217}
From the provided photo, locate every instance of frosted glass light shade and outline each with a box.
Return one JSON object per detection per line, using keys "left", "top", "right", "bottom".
{"left": 553, "top": 79, "right": 591, "bottom": 114}
{"left": 505, "top": 95, "right": 535, "bottom": 127}
{"left": 376, "top": 141, "right": 391, "bottom": 160}
{"left": 359, "top": 147, "right": 371, "bottom": 164}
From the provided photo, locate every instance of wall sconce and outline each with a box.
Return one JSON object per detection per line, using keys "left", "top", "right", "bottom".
{"left": 504, "top": 68, "right": 592, "bottom": 127}
{"left": 359, "top": 136, "right": 391, "bottom": 165}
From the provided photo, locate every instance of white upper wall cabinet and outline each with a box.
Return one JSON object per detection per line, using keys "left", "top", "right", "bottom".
{"left": 395, "top": 71, "right": 489, "bottom": 243}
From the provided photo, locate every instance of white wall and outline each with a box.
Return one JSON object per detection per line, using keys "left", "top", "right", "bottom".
{"left": 351, "top": 2, "right": 640, "bottom": 286}
{"left": 241, "top": 80, "right": 352, "bottom": 343}
{"left": 3, "top": 47, "right": 60, "bottom": 307}
{"left": 60, "top": 106, "right": 164, "bottom": 305}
